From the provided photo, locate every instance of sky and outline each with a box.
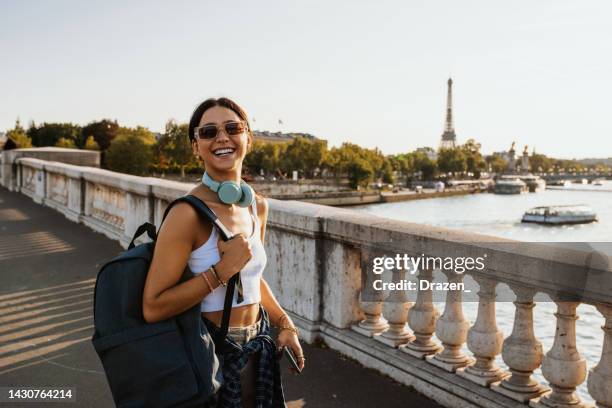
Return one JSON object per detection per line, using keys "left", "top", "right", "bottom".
{"left": 1, "top": 0, "right": 611, "bottom": 158}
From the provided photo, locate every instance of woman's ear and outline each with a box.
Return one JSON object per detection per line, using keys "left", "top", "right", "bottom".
{"left": 192, "top": 140, "right": 200, "bottom": 159}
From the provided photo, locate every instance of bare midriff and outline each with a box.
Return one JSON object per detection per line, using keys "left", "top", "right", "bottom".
{"left": 202, "top": 302, "right": 260, "bottom": 328}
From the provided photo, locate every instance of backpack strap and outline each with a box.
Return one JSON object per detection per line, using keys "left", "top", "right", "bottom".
{"left": 128, "top": 222, "right": 157, "bottom": 250}
{"left": 161, "top": 194, "right": 239, "bottom": 348}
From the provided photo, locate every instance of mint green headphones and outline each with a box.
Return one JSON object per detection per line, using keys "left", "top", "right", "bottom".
{"left": 202, "top": 172, "right": 255, "bottom": 207}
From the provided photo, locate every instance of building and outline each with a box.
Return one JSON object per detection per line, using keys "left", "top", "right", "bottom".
{"left": 253, "top": 130, "right": 326, "bottom": 146}
{"left": 415, "top": 146, "right": 438, "bottom": 161}
{"left": 439, "top": 78, "right": 457, "bottom": 149}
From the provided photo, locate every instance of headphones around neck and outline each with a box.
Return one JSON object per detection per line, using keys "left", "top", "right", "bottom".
{"left": 202, "top": 172, "right": 255, "bottom": 207}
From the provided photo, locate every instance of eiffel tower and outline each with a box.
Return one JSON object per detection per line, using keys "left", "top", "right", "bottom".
{"left": 439, "top": 78, "right": 457, "bottom": 149}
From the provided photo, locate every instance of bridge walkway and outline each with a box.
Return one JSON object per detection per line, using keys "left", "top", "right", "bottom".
{"left": 0, "top": 187, "right": 441, "bottom": 408}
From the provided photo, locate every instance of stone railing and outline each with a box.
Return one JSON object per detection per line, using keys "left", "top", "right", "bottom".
{"left": 3, "top": 155, "right": 611, "bottom": 408}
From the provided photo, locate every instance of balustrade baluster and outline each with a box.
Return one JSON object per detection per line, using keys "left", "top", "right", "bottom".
{"left": 401, "top": 267, "right": 441, "bottom": 358}
{"left": 457, "top": 276, "right": 508, "bottom": 385}
{"left": 531, "top": 301, "right": 588, "bottom": 408}
{"left": 492, "top": 286, "right": 549, "bottom": 402}
{"left": 352, "top": 257, "right": 388, "bottom": 337}
{"left": 376, "top": 267, "right": 414, "bottom": 347}
{"left": 587, "top": 303, "right": 612, "bottom": 408}
{"left": 426, "top": 270, "right": 473, "bottom": 372}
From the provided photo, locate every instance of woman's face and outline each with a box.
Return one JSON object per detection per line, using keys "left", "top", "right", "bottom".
{"left": 192, "top": 106, "right": 251, "bottom": 174}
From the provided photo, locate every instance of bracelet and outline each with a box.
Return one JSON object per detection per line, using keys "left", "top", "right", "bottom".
{"left": 279, "top": 325, "right": 299, "bottom": 337}
{"left": 210, "top": 264, "right": 227, "bottom": 287}
{"left": 277, "top": 313, "right": 290, "bottom": 327}
{"left": 200, "top": 271, "right": 215, "bottom": 293}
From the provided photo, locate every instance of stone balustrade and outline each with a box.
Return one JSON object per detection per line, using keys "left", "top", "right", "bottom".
{"left": 2, "top": 152, "right": 611, "bottom": 408}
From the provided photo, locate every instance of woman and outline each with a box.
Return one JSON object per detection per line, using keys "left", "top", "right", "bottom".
{"left": 142, "top": 97, "right": 304, "bottom": 407}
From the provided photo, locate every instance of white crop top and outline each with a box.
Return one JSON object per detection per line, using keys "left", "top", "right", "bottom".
{"left": 188, "top": 200, "right": 267, "bottom": 312}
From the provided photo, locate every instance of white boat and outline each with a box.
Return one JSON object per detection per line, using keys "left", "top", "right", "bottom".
{"left": 494, "top": 176, "right": 527, "bottom": 194}
{"left": 592, "top": 178, "right": 605, "bottom": 186}
{"left": 521, "top": 205, "right": 597, "bottom": 225}
{"left": 519, "top": 174, "right": 546, "bottom": 192}
{"left": 548, "top": 179, "right": 571, "bottom": 187}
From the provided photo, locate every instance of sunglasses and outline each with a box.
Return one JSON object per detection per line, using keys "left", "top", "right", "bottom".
{"left": 194, "top": 121, "right": 247, "bottom": 140}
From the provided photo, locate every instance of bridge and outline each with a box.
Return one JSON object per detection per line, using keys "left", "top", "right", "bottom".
{"left": 1, "top": 149, "right": 611, "bottom": 408}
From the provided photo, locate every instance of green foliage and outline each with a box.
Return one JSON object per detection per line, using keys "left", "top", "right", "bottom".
{"left": 380, "top": 160, "right": 394, "bottom": 184}
{"left": 157, "top": 120, "right": 194, "bottom": 179}
{"left": 280, "top": 137, "right": 327, "bottom": 177}
{"left": 244, "top": 141, "right": 287, "bottom": 176}
{"left": 81, "top": 119, "right": 119, "bottom": 150}
{"left": 529, "top": 153, "right": 553, "bottom": 172}
{"left": 554, "top": 159, "right": 584, "bottom": 172}
{"left": 437, "top": 148, "right": 467, "bottom": 174}
{"left": 347, "top": 157, "right": 374, "bottom": 189}
{"left": 106, "top": 126, "right": 156, "bottom": 176}
{"left": 461, "top": 139, "right": 486, "bottom": 177}
{"left": 84, "top": 136, "right": 100, "bottom": 150}
{"left": 55, "top": 137, "right": 77, "bottom": 148}
{"left": 485, "top": 153, "right": 508, "bottom": 173}
{"left": 5, "top": 119, "right": 32, "bottom": 148}
{"left": 28, "top": 122, "right": 81, "bottom": 147}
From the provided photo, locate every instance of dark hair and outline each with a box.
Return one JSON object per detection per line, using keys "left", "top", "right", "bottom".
{"left": 188, "top": 97, "right": 252, "bottom": 142}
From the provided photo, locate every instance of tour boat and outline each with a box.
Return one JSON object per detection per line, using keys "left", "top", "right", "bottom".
{"left": 521, "top": 205, "right": 597, "bottom": 225}
{"left": 494, "top": 176, "right": 527, "bottom": 194}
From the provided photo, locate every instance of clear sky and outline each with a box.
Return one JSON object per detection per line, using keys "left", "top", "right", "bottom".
{"left": 1, "top": 0, "right": 611, "bottom": 158}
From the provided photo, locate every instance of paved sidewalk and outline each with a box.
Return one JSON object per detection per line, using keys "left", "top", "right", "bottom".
{"left": 0, "top": 187, "right": 441, "bottom": 407}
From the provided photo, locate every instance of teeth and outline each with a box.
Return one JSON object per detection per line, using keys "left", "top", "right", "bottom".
{"left": 214, "top": 148, "right": 235, "bottom": 156}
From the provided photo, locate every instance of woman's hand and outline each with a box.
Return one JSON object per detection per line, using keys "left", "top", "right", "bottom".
{"left": 215, "top": 234, "right": 252, "bottom": 282}
{"left": 277, "top": 329, "right": 305, "bottom": 372}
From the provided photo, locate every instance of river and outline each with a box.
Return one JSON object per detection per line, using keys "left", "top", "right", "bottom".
{"left": 352, "top": 181, "right": 612, "bottom": 402}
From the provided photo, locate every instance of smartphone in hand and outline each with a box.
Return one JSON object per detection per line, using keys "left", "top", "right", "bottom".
{"left": 279, "top": 346, "right": 302, "bottom": 374}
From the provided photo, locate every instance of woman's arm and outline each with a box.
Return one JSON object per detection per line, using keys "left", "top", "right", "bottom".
{"left": 142, "top": 202, "right": 251, "bottom": 323}
{"left": 142, "top": 203, "right": 215, "bottom": 323}
{"left": 256, "top": 196, "right": 304, "bottom": 370}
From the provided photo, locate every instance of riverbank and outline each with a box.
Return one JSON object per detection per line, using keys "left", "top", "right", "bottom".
{"left": 271, "top": 186, "right": 485, "bottom": 206}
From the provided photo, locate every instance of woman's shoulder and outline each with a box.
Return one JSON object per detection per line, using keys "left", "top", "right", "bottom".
{"left": 161, "top": 195, "right": 214, "bottom": 240}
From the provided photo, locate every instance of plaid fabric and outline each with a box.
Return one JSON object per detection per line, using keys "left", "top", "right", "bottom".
{"left": 204, "top": 307, "right": 286, "bottom": 408}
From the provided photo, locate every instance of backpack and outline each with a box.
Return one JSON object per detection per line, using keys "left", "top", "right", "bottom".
{"left": 91, "top": 195, "right": 240, "bottom": 408}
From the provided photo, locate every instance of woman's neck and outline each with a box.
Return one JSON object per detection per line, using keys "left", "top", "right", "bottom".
{"left": 205, "top": 167, "right": 242, "bottom": 184}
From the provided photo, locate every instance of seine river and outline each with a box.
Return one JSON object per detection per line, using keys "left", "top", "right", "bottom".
{"left": 353, "top": 181, "right": 612, "bottom": 402}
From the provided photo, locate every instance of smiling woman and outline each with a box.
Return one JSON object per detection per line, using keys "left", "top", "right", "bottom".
{"left": 142, "top": 97, "right": 302, "bottom": 407}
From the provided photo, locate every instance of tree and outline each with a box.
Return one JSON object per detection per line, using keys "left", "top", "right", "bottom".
{"left": 461, "top": 139, "right": 486, "bottom": 178}
{"left": 281, "top": 137, "right": 327, "bottom": 177}
{"left": 380, "top": 159, "right": 394, "bottom": 184}
{"left": 55, "top": 137, "right": 77, "bottom": 148}
{"left": 324, "top": 143, "right": 386, "bottom": 181}
{"left": 243, "top": 141, "right": 287, "bottom": 176}
{"left": 485, "top": 154, "right": 508, "bottom": 174}
{"left": 81, "top": 119, "right": 119, "bottom": 151}
{"left": 5, "top": 119, "right": 32, "bottom": 148}
{"left": 28, "top": 122, "right": 81, "bottom": 147}
{"left": 347, "top": 157, "right": 374, "bottom": 189}
{"left": 157, "top": 120, "right": 193, "bottom": 179}
{"left": 106, "top": 127, "right": 156, "bottom": 176}
{"left": 437, "top": 148, "right": 467, "bottom": 175}
{"left": 529, "top": 153, "right": 553, "bottom": 173}
{"left": 84, "top": 136, "right": 100, "bottom": 150}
